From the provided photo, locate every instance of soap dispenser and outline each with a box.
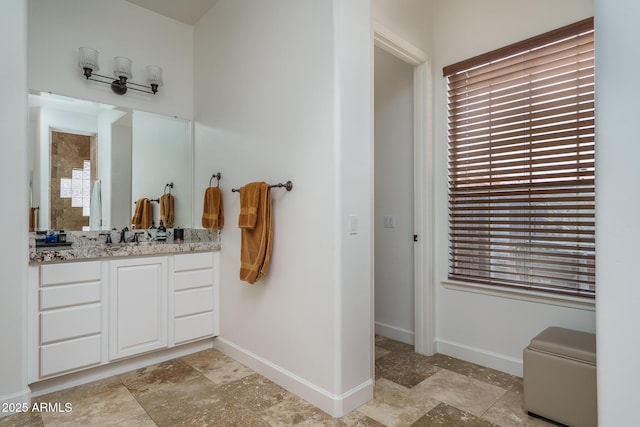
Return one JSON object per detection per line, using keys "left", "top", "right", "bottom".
{"left": 157, "top": 220, "right": 167, "bottom": 241}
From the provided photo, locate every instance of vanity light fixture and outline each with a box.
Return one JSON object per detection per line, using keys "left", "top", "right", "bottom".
{"left": 78, "top": 47, "right": 163, "bottom": 95}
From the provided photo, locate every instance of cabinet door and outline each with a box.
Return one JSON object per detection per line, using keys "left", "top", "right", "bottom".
{"left": 109, "top": 257, "right": 167, "bottom": 360}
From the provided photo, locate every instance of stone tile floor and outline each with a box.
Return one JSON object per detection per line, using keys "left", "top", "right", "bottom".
{"left": 0, "top": 336, "right": 560, "bottom": 426}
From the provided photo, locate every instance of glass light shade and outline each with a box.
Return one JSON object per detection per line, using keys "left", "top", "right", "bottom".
{"left": 145, "top": 65, "right": 164, "bottom": 87}
{"left": 78, "top": 47, "right": 99, "bottom": 71}
{"left": 113, "top": 56, "right": 132, "bottom": 80}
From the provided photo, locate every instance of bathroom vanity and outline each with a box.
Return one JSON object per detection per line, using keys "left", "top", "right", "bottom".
{"left": 27, "top": 231, "right": 220, "bottom": 387}
{"left": 25, "top": 90, "right": 216, "bottom": 394}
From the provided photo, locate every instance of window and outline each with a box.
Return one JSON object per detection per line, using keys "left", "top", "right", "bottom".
{"left": 443, "top": 18, "right": 595, "bottom": 297}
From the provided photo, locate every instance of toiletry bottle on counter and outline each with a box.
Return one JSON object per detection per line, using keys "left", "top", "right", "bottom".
{"left": 45, "top": 230, "right": 57, "bottom": 243}
{"left": 157, "top": 220, "right": 167, "bottom": 241}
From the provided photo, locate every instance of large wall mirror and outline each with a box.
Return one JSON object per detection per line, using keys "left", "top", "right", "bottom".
{"left": 28, "top": 92, "right": 193, "bottom": 231}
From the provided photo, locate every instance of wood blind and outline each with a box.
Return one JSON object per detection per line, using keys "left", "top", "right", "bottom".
{"left": 444, "top": 18, "right": 595, "bottom": 297}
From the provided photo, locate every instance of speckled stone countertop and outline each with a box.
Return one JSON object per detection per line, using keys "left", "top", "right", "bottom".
{"left": 29, "top": 228, "right": 221, "bottom": 264}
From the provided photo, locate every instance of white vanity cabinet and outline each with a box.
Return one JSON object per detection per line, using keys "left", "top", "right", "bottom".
{"left": 109, "top": 256, "right": 168, "bottom": 360}
{"left": 30, "top": 261, "right": 104, "bottom": 380}
{"left": 171, "top": 252, "right": 218, "bottom": 345}
{"left": 29, "top": 251, "right": 219, "bottom": 384}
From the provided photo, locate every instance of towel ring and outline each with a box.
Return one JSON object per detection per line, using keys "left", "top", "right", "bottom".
{"left": 164, "top": 182, "right": 174, "bottom": 195}
{"left": 209, "top": 172, "right": 221, "bottom": 187}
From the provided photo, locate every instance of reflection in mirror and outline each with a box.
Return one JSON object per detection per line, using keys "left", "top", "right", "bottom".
{"left": 28, "top": 92, "right": 192, "bottom": 231}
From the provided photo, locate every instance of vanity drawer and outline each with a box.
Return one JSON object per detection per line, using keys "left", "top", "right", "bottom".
{"left": 40, "top": 335, "right": 101, "bottom": 377}
{"left": 41, "top": 261, "right": 101, "bottom": 286}
{"left": 40, "top": 281, "right": 101, "bottom": 310}
{"left": 174, "top": 269, "right": 214, "bottom": 291}
{"left": 40, "top": 304, "right": 101, "bottom": 344}
{"left": 174, "top": 252, "right": 213, "bottom": 271}
{"left": 174, "top": 311, "right": 214, "bottom": 344}
{"left": 174, "top": 287, "right": 214, "bottom": 317}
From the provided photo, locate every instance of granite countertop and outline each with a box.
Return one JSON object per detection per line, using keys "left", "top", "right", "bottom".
{"left": 29, "top": 229, "right": 221, "bottom": 264}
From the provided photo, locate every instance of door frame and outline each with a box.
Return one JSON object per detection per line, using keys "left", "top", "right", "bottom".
{"left": 373, "top": 23, "right": 435, "bottom": 355}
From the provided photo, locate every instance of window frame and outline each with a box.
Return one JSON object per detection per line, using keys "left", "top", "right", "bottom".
{"left": 443, "top": 17, "right": 595, "bottom": 298}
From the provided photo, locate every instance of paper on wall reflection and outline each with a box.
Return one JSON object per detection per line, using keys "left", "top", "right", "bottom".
{"left": 59, "top": 161, "right": 92, "bottom": 216}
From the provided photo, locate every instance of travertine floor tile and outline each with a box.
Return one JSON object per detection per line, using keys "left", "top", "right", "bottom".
{"left": 425, "top": 354, "right": 523, "bottom": 393}
{"left": 0, "top": 410, "right": 43, "bottom": 427}
{"left": 39, "top": 384, "right": 145, "bottom": 426}
{"left": 181, "top": 348, "right": 254, "bottom": 385}
{"left": 411, "top": 403, "right": 499, "bottom": 427}
{"left": 5, "top": 336, "right": 530, "bottom": 427}
{"left": 357, "top": 378, "right": 439, "bottom": 427}
{"left": 112, "top": 413, "right": 158, "bottom": 426}
{"left": 215, "top": 373, "right": 288, "bottom": 413}
{"left": 375, "top": 346, "right": 391, "bottom": 360}
{"left": 134, "top": 376, "right": 229, "bottom": 427}
{"left": 373, "top": 378, "right": 439, "bottom": 412}
{"left": 375, "top": 337, "right": 414, "bottom": 354}
{"left": 410, "top": 370, "right": 506, "bottom": 417}
{"left": 357, "top": 399, "right": 427, "bottom": 427}
{"left": 482, "top": 391, "right": 556, "bottom": 427}
{"left": 261, "top": 392, "right": 343, "bottom": 426}
{"left": 376, "top": 351, "right": 441, "bottom": 388}
{"left": 119, "top": 359, "right": 203, "bottom": 398}
{"left": 35, "top": 376, "right": 122, "bottom": 405}
{"left": 341, "top": 410, "right": 388, "bottom": 427}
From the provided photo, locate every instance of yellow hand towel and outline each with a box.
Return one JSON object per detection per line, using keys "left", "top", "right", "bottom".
{"left": 160, "top": 193, "right": 175, "bottom": 228}
{"left": 202, "top": 187, "right": 224, "bottom": 231}
{"left": 238, "top": 182, "right": 263, "bottom": 229}
{"left": 132, "top": 198, "right": 152, "bottom": 229}
{"left": 239, "top": 182, "right": 272, "bottom": 284}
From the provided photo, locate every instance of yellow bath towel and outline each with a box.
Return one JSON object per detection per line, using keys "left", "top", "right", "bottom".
{"left": 160, "top": 193, "right": 175, "bottom": 228}
{"left": 239, "top": 182, "right": 272, "bottom": 284}
{"left": 132, "top": 198, "right": 152, "bottom": 229}
{"left": 202, "top": 187, "right": 224, "bottom": 230}
{"left": 238, "top": 182, "right": 261, "bottom": 229}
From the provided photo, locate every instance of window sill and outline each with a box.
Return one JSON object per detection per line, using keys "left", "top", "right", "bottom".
{"left": 441, "top": 280, "right": 595, "bottom": 312}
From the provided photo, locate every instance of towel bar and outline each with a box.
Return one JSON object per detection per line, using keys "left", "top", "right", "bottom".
{"left": 231, "top": 180, "right": 293, "bottom": 193}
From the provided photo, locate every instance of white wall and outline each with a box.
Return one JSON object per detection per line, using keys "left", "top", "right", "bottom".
{"left": 0, "top": 0, "right": 30, "bottom": 413}
{"left": 28, "top": 0, "right": 193, "bottom": 120}
{"left": 111, "top": 120, "right": 133, "bottom": 229}
{"left": 131, "top": 111, "right": 191, "bottom": 228}
{"left": 193, "top": 0, "right": 372, "bottom": 416}
{"left": 594, "top": 1, "right": 640, "bottom": 424}
{"left": 374, "top": 46, "right": 415, "bottom": 345}
{"left": 99, "top": 109, "right": 130, "bottom": 229}
{"left": 371, "top": 0, "right": 433, "bottom": 55}
{"left": 431, "top": 0, "right": 595, "bottom": 376}
{"left": 333, "top": 1, "right": 374, "bottom": 412}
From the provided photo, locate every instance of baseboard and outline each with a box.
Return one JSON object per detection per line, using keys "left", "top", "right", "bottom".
{"left": 213, "top": 337, "right": 373, "bottom": 417}
{"left": 436, "top": 338, "right": 523, "bottom": 377}
{"left": 375, "top": 321, "right": 415, "bottom": 346}
{"left": 0, "top": 387, "right": 31, "bottom": 418}
{"left": 30, "top": 339, "right": 214, "bottom": 398}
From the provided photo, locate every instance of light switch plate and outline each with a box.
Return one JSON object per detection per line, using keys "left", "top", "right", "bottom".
{"left": 383, "top": 215, "right": 396, "bottom": 228}
{"left": 349, "top": 215, "right": 358, "bottom": 235}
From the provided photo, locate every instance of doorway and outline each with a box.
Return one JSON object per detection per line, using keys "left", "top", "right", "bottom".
{"left": 374, "top": 46, "right": 415, "bottom": 345}
{"left": 373, "top": 25, "right": 434, "bottom": 356}
{"left": 49, "top": 130, "right": 97, "bottom": 230}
